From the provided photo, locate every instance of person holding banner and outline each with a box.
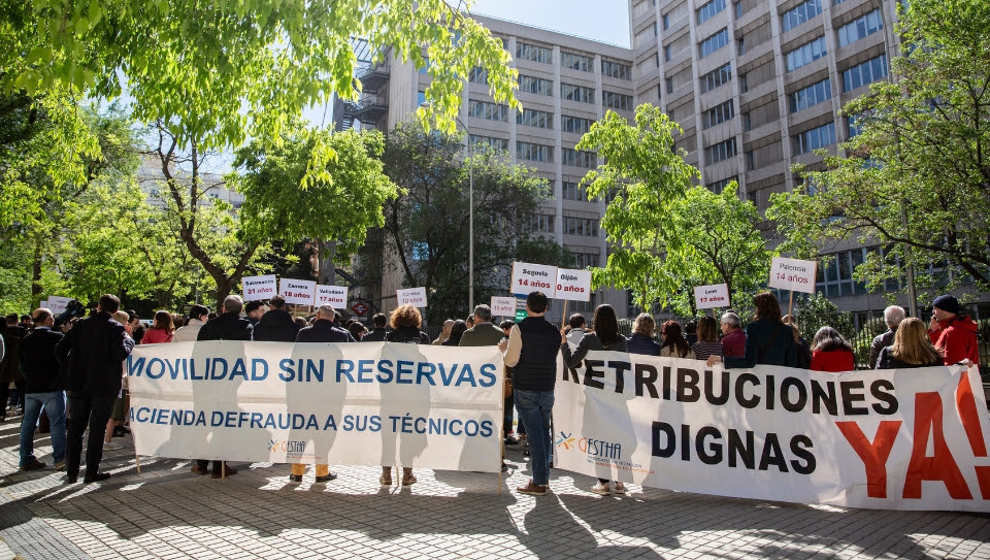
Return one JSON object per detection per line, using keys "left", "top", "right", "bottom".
{"left": 560, "top": 304, "right": 629, "bottom": 495}
{"left": 877, "top": 318, "right": 943, "bottom": 369}
{"left": 808, "top": 327, "right": 856, "bottom": 372}
{"left": 500, "top": 291, "right": 558, "bottom": 496}
{"left": 708, "top": 292, "right": 797, "bottom": 369}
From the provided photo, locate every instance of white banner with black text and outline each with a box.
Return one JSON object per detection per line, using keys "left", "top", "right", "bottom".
{"left": 553, "top": 353, "right": 990, "bottom": 511}
{"left": 127, "top": 341, "right": 504, "bottom": 472}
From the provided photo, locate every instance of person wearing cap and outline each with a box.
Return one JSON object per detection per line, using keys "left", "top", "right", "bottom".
{"left": 928, "top": 295, "right": 980, "bottom": 366}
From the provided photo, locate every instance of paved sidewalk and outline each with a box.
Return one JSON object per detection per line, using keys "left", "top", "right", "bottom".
{"left": 0, "top": 412, "right": 988, "bottom": 560}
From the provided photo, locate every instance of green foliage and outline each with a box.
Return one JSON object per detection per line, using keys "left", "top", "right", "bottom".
{"left": 234, "top": 126, "right": 400, "bottom": 257}
{"left": 794, "top": 293, "right": 855, "bottom": 342}
{"left": 579, "top": 105, "right": 779, "bottom": 314}
{"left": 1, "top": 0, "right": 519, "bottom": 150}
{"left": 381, "top": 124, "right": 567, "bottom": 323}
{"left": 767, "top": 0, "right": 990, "bottom": 298}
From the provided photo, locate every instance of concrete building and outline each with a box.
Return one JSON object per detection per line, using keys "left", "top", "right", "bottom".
{"left": 338, "top": 3, "right": 988, "bottom": 322}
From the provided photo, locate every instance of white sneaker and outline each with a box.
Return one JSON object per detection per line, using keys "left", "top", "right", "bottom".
{"left": 591, "top": 482, "right": 611, "bottom": 495}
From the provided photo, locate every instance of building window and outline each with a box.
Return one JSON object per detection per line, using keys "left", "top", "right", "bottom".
{"left": 816, "top": 248, "right": 870, "bottom": 297}
{"left": 469, "top": 134, "right": 509, "bottom": 152}
{"left": 562, "top": 115, "right": 594, "bottom": 134}
{"left": 562, "top": 181, "right": 586, "bottom": 201}
{"left": 517, "top": 108, "right": 554, "bottom": 129}
{"left": 417, "top": 90, "right": 426, "bottom": 106}
{"left": 469, "top": 67, "right": 488, "bottom": 84}
{"left": 837, "top": 9, "right": 883, "bottom": 47}
{"left": 602, "top": 90, "right": 634, "bottom": 111}
{"left": 519, "top": 75, "right": 554, "bottom": 96}
{"left": 846, "top": 115, "right": 863, "bottom": 138}
{"left": 707, "top": 176, "right": 738, "bottom": 194}
{"left": 516, "top": 42, "right": 553, "bottom": 64}
{"left": 662, "top": 13, "right": 670, "bottom": 30}
{"left": 785, "top": 36, "right": 827, "bottom": 72}
{"left": 664, "top": 45, "right": 672, "bottom": 62}
{"left": 564, "top": 216, "right": 600, "bottom": 237}
{"left": 561, "top": 51, "right": 593, "bottom": 72}
{"left": 572, "top": 251, "right": 601, "bottom": 269}
{"left": 699, "top": 28, "right": 729, "bottom": 58}
{"left": 842, "top": 54, "right": 888, "bottom": 92}
{"left": 793, "top": 121, "right": 836, "bottom": 154}
{"left": 704, "top": 137, "right": 737, "bottom": 165}
{"left": 561, "top": 82, "right": 595, "bottom": 104}
{"left": 789, "top": 77, "right": 831, "bottom": 113}
{"left": 697, "top": 0, "right": 727, "bottom": 25}
{"left": 517, "top": 141, "right": 554, "bottom": 162}
{"left": 527, "top": 214, "right": 556, "bottom": 233}
{"left": 666, "top": 77, "right": 675, "bottom": 94}
{"left": 562, "top": 148, "right": 597, "bottom": 169}
{"left": 702, "top": 99, "right": 735, "bottom": 129}
{"left": 700, "top": 63, "right": 732, "bottom": 93}
{"left": 781, "top": 0, "right": 822, "bottom": 33}
{"left": 468, "top": 99, "right": 508, "bottom": 121}
{"left": 602, "top": 59, "right": 632, "bottom": 80}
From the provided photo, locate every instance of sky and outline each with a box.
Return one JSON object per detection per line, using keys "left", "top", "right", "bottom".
{"left": 468, "top": 0, "right": 630, "bottom": 48}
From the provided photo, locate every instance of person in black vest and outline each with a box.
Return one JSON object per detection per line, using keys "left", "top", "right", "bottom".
{"left": 18, "top": 308, "right": 66, "bottom": 471}
{"left": 361, "top": 313, "right": 389, "bottom": 342}
{"left": 252, "top": 296, "right": 300, "bottom": 342}
{"left": 499, "top": 291, "right": 559, "bottom": 496}
{"left": 55, "top": 294, "right": 134, "bottom": 483}
{"left": 194, "top": 295, "right": 253, "bottom": 477}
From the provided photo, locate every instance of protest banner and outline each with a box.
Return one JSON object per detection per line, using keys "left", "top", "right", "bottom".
{"left": 553, "top": 352, "right": 990, "bottom": 512}
{"left": 279, "top": 278, "right": 316, "bottom": 306}
{"left": 510, "top": 261, "right": 557, "bottom": 297}
{"left": 397, "top": 287, "right": 428, "bottom": 307}
{"left": 127, "top": 341, "right": 504, "bottom": 473}
{"left": 491, "top": 296, "right": 516, "bottom": 318}
{"left": 242, "top": 275, "right": 277, "bottom": 302}
{"left": 315, "top": 285, "right": 348, "bottom": 309}
{"left": 694, "top": 283, "right": 729, "bottom": 310}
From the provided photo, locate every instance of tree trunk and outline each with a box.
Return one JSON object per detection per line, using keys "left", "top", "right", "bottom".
{"left": 31, "top": 236, "right": 43, "bottom": 305}
{"left": 318, "top": 239, "right": 336, "bottom": 285}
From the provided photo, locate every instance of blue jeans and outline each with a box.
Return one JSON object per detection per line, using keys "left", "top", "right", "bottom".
{"left": 20, "top": 391, "right": 66, "bottom": 466}
{"left": 514, "top": 389, "right": 554, "bottom": 485}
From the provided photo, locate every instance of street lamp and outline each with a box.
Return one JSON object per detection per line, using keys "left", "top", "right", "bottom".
{"left": 455, "top": 115, "right": 474, "bottom": 312}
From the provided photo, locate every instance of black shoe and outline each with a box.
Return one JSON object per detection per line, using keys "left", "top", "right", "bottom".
{"left": 84, "top": 472, "right": 111, "bottom": 483}
{"left": 66, "top": 473, "right": 78, "bottom": 484}
{"left": 289, "top": 474, "right": 303, "bottom": 482}
{"left": 112, "top": 426, "right": 130, "bottom": 437}
{"left": 504, "top": 437, "right": 519, "bottom": 446}
{"left": 20, "top": 457, "right": 46, "bottom": 471}
{"left": 501, "top": 462, "right": 509, "bottom": 473}
{"left": 315, "top": 472, "right": 337, "bottom": 483}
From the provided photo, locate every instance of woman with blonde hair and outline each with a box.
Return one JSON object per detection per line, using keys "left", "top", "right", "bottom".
{"left": 876, "top": 318, "right": 942, "bottom": 369}
{"left": 627, "top": 313, "right": 660, "bottom": 356}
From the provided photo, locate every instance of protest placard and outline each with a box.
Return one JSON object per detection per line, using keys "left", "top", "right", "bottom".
{"left": 769, "top": 257, "right": 817, "bottom": 294}
{"left": 694, "top": 283, "right": 730, "bottom": 309}
{"left": 510, "top": 261, "right": 557, "bottom": 297}
{"left": 555, "top": 268, "right": 592, "bottom": 302}
{"left": 397, "top": 287, "right": 428, "bottom": 307}
{"left": 46, "top": 296, "right": 72, "bottom": 315}
{"left": 490, "top": 297, "right": 516, "bottom": 317}
{"left": 315, "top": 285, "right": 348, "bottom": 309}
{"left": 128, "top": 341, "right": 504, "bottom": 473}
{"left": 279, "top": 278, "right": 316, "bottom": 306}
{"left": 242, "top": 275, "right": 277, "bottom": 302}
{"left": 554, "top": 353, "right": 990, "bottom": 512}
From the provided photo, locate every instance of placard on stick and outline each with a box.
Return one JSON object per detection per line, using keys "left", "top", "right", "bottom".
{"left": 397, "top": 287, "right": 428, "bottom": 307}
{"left": 491, "top": 297, "right": 516, "bottom": 317}
{"left": 694, "top": 283, "right": 730, "bottom": 309}
{"left": 242, "top": 275, "right": 277, "bottom": 302}
{"left": 510, "top": 262, "right": 557, "bottom": 297}
{"left": 555, "top": 268, "right": 592, "bottom": 302}
{"left": 315, "top": 285, "right": 348, "bottom": 309}
{"left": 768, "top": 257, "right": 817, "bottom": 294}
{"left": 279, "top": 278, "right": 316, "bottom": 306}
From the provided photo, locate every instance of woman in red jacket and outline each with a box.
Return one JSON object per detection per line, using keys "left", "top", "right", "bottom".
{"left": 140, "top": 311, "right": 174, "bottom": 344}
{"left": 809, "top": 326, "right": 855, "bottom": 372}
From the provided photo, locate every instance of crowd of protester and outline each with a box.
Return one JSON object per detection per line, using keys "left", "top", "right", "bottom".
{"left": 0, "top": 288, "right": 980, "bottom": 496}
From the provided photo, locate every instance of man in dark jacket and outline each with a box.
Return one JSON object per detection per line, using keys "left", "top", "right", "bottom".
{"left": 460, "top": 304, "right": 513, "bottom": 466}
{"left": 289, "top": 305, "right": 353, "bottom": 482}
{"left": 194, "top": 295, "right": 253, "bottom": 477}
{"left": 18, "top": 308, "right": 66, "bottom": 471}
{"left": 252, "top": 296, "right": 300, "bottom": 342}
{"left": 361, "top": 313, "right": 389, "bottom": 342}
{"left": 499, "top": 292, "right": 559, "bottom": 496}
{"left": 0, "top": 315, "right": 26, "bottom": 420}
{"left": 55, "top": 294, "right": 134, "bottom": 483}
{"left": 870, "top": 305, "right": 905, "bottom": 369}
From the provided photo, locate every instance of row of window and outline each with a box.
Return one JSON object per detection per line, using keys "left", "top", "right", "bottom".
{"left": 562, "top": 115, "right": 593, "bottom": 134}
{"left": 517, "top": 108, "right": 553, "bottom": 129}
{"left": 707, "top": 175, "right": 737, "bottom": 194}
{"left": 702, "top": 99, "right": 734, "bottom": 129}
{"left": 837, "top": 8, "right": 883, "bottom": 48}
{"left": 603, "top": 91, "right": 634, "bottom": 111}
{"left": 785, "top": 36, "right": 827, "bottom": 72}
{"left": 469, "top": 134, "right": 509, "bottom": 153}
{"left": 517, "top": 141, "right": 554, "bottom": 162}
{"left": 564, "top": 216, "right": 600, "bottom": 237}
{"left": 562, "top": 148, "right": 597, "bottom": 169}
{"left": 562, "top": 181, "right": 586, "bottom": 201}
{"left": 793, "top": 121, "right": 836, "bottom": 154}
{"left": 842, "top": 54, "right": 887, "bottom": 92}
{"left": 789, "top": 77, "right": 831, "bottom": 113}
{"left": 525, "top": 215, "right": 603, "bottom": 239}
{"left": 572, "top": 251, "right": 601, "bottom": 269}
{"left": 701, "top": 63, "right": 732, "bottom": 93}
{"left": 781, "top": 0, "right": 822, "bottom": 33}
{"left": 696, "top": 0, "right": 726, "bottom": 25}
{"left": 468, "top": 100, "right": 507, "bottom": 122}
{"left": 704, "top": 137, "right": 737, "bottom": 165}
{"left": 515, "top": 42, "right": 631, "bottom": 81}
{"left": 699, "top": 28, "right": 729, "bottom": 58}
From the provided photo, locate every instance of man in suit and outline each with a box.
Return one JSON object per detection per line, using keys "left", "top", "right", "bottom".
{"left": 56, "top": 294, "right": 134, "bottom": 483}
{"left": 18, "top": 308, "right": 66, "bottom": 471}
{"left": 194, "top": 295, "right": 253, "bottom": 478}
